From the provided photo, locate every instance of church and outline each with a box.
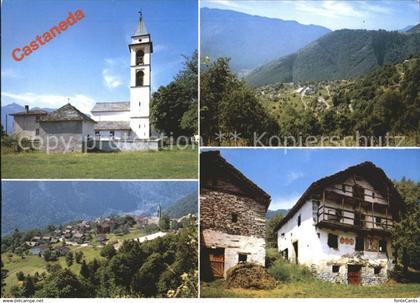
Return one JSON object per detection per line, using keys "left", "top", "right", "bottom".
{"left": 11, "top": 13, "right": 161, "bottom": 152}
{"left": 91, "top": 12, "right": 153, "bottom": 140}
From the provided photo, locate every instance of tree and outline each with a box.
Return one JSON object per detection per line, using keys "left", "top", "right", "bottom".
{"left": 65, "top": 252, "right": 74, "bottom": 267}
{"left": 80, "top": 260, "right": 90, "bottom": 279}
{"left": 201, "top": 57, "right": 279, "bottom": 145}
{"left": 151, "top": 51, "right": 198, "bottom": 137}
{"left": 392, "top": 178, "right": 420, "bottom": 273}
{"left": 159, "top": 215, "right": 171, "bottom": 231}
{"left": 100, "top": 244, "right": 116, "bottom": 259}
{"left": 75, "top": 251, "right": 84, "bottom": 264}
{"left": 16, "top": 271, "right": 25, "bottom": 281}
{"left": 21, "top": 275, "right": 35, "bottom": 297}
{"left": 266, "top": 213, "right": 284, "bottom": 248}
{"left": 1, "top": 260, "right": 8, "bottom": 294}
{"left": 35, "top": 269, "right": 89, "bottom": 298}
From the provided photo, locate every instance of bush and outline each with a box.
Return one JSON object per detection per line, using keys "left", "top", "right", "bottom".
{"left": 225, "top": 263, "right": 276, "bottom": 290}
{"left": 268, "top": 259, "right": 313, "bottom": 282}
{"left": 265, "top": 248, "right": 282, "bottom": 268}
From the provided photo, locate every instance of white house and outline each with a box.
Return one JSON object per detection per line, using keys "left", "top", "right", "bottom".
{"left": 275, "top": 162, "right": 402, "bottom": 285}
{"left": 91, "top": 12, "right": 152, "bottom": 140}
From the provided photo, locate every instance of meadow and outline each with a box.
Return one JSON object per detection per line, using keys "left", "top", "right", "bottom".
{"left": 1, "top": 146, "right": 198, "bottom": 179}
{"left": 201, "top": 279, "right": 420, "bottom": 298}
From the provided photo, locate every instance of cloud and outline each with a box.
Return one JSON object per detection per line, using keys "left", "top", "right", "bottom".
{"left": 286, "top": 171, "right": 304, "bottom": 185}
{"left": 202, "top": 0, "right": 243, "bottom": 9}
{"left": 1, "top": 68, "right": 20, "bottom": 79}
{"left": 294, "top": 0, "right": 366, "bottom": 19}
{"left": 102, "top": 57, "right": 127, "bottom": 89}
{"left": 270, "top": 193, "right": 301, "bottom": 210}
{"left": 1, "top": 91, "right": 96, "bottom": 114}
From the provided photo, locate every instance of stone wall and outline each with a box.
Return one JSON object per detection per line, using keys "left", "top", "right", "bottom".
{"left": 311, "top": 253, "right": 391, "bottom": 285}
{"left": 91, "top": 138, "right": 162, "bottom": 152}
{"left": 202, "top": 229, "right": 266, "bottom": 277}
{"left": 200, "top": 189, "right": 266, "bottom": 238}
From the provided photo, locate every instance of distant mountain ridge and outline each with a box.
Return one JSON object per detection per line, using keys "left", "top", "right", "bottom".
{"left": 266, "top": 209, "right": 288, "bottom": 219}
{"left": 1, "top": 182, "right": 196, "bottom": 235}
{"left": 163, "top": 191, "right": 198, "bottom": 218}
{"left": 1, "top": 103, "right": 55, "bottom": 134}
{"left": 246, "top": 28, "right": 420, "bottom": 86}
{"left": 201, "top": 8, "right": 331, "bottom": 75}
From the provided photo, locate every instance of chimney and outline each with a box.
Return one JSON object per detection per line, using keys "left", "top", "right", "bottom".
{"left": 25, "top": 105, "right": 29, "bottom": 113}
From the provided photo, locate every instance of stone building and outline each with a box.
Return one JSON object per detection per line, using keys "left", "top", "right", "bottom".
{"left": 200, "top": 151, "right": 271, "bottom": 280}
{"left": 38, "top": 103, "right": 96, "bottom": 152}
{"left": 275, "top": 162, "right": 402, "bottom": 285}
{"left": 10, "top": 106, "right": 48, "bottom": 140}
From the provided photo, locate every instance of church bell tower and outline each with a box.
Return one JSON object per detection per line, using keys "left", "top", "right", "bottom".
{"left": 129, "top": 12, "right": 153, "bottom": 139}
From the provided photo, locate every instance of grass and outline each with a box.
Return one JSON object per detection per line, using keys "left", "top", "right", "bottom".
{"left": 200, "top": 279, "right": 420, "bottom": 298}
{"left": 2, "top": 245, "right": 104, "bottom": 297}
{"left": 1, "top": 146, "right": 198, "bottom": 179}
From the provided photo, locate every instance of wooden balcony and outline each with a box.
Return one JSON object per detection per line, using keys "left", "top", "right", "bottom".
{"left": 316, "top": 205, "right": 393, "bottom": 236}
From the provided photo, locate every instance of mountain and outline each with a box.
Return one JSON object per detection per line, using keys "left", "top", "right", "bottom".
{"left": 1, "top": 103, "right": 55, "bottom": 134}
{"left": 1, "top": 181, "right": 197, "bottom": 235}
{"left": 400, "top": 25, "right": 415, "bottom": 32}
{"left": 245, "top": 29, "right": 420, "bottom": 87}
{"left": 407, "top": 24, "right": 420, "bottom": 34}
{"left": 163, "top": 191, "right": 198, "bottom": 218}
{"left": 266, "top": 209, "right": 288, "bottom": 219}
{"left": 201, "top": 8, "right": 331, "bottom": 75}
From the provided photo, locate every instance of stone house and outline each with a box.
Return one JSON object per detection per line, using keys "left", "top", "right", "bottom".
{"left": 200, "top": 151, "right": 271, "bottom": 280}
{"left": 275, "top": 162, "right": 402, "bottom": 285}
{"left": 38, "top": 103, "right": 96, "bottom": 152}
{"left": 10, "top": 106, "right": 48, "bottom": 140}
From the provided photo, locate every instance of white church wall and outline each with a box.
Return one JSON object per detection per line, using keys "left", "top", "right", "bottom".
{"left": 130, "top": 88, "right": 150, "bottom": 118}
{"left": 91, "top": 111, "right": 131, "bottom": 122}
{"left": 130, "top": 117, "right": 150, "bottom": 139}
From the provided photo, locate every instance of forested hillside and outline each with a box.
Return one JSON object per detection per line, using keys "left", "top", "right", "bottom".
{"left": 246, "top": 28, "right": 420, "bottom": 86}
{"left": 201, "top": 8, "right": 330, "bottom": 74}
{"left": 164, "top": 192, "right": 198, "bottom": 218}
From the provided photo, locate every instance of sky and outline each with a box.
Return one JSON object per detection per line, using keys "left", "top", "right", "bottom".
{"left": 201, "top": 0, "right": 419, "bottom": 31}
{"left": 203, "top": 148, "right": 420, "bottom": 211}
{"left": 1, "top": 0, "right": 198, "bottom": 114}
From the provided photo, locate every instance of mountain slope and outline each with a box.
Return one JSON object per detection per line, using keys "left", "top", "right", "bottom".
{"left": 246, "top": 29, "right": 420, "bottom": 86}
{"left": 164, "top": 191, "right": 198, "bottom": 218}
{"left": 201, "top": 8, "right": 331, "bottom": 74}
{"left": 1, "top": 181, "right": 196, "bottom": 235}
{"left": 266, "top": 209, "right": 288, "bottom": 219}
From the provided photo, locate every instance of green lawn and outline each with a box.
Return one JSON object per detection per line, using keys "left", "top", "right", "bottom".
{"left": 1, "top": 146, "right": 198, "bottom": 179}
{"left": 2, "top": 246, "right": 104, "bottom": 297}
{"left": 201, "top": 279, "right": 420, "bottom": 298}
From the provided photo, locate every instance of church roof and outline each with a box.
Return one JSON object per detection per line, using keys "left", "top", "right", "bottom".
{"left": 91, "top": 102, "right": 130, "bottom": 112}
{"left": 133, "top": 13, "right": 148, "bottom": 36}
{"left": 40, "top": 103, "right": 96, "bottom": 123}
{"left": 95, "top": 121, "right": 131, "bottom": 131}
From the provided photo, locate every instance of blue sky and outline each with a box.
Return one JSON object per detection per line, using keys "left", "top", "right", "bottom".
{"left": 201, "top": 0, "right": 419, "bottom": 31}
{"left": 203, "top": 148, "right": 420, "bottom": 210}
{"left": 1, "top": 0, "right": 197, "bottom": 113}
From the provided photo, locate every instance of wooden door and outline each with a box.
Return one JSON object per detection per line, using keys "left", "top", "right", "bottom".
{"left": 348, "top": 265, "right": 362, "bottom": 285}
{"left": 209, "top": 248, "right": 225, "bottom": 278}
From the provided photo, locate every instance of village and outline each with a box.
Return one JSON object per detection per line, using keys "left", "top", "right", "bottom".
{"left": 9, "top": 211, "right": 196, "bottom": 260}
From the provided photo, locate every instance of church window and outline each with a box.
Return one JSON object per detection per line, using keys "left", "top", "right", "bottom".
{"left": 136, "top": 70, "right": 144, "bottom": 86}
{"left": 110, "top": 131, "right": 115, "bottom": 139}
{"left": 139, "top": 101, "right": 141, "bottom": 107}
{"left": 297, "top": 214, "right": 301, "bottom": 226}
{"left": 136, "top": 50, "right": 144, "bottom": 65}
{"left": 139, "top": 124, "right": 141, "bottom": 129}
